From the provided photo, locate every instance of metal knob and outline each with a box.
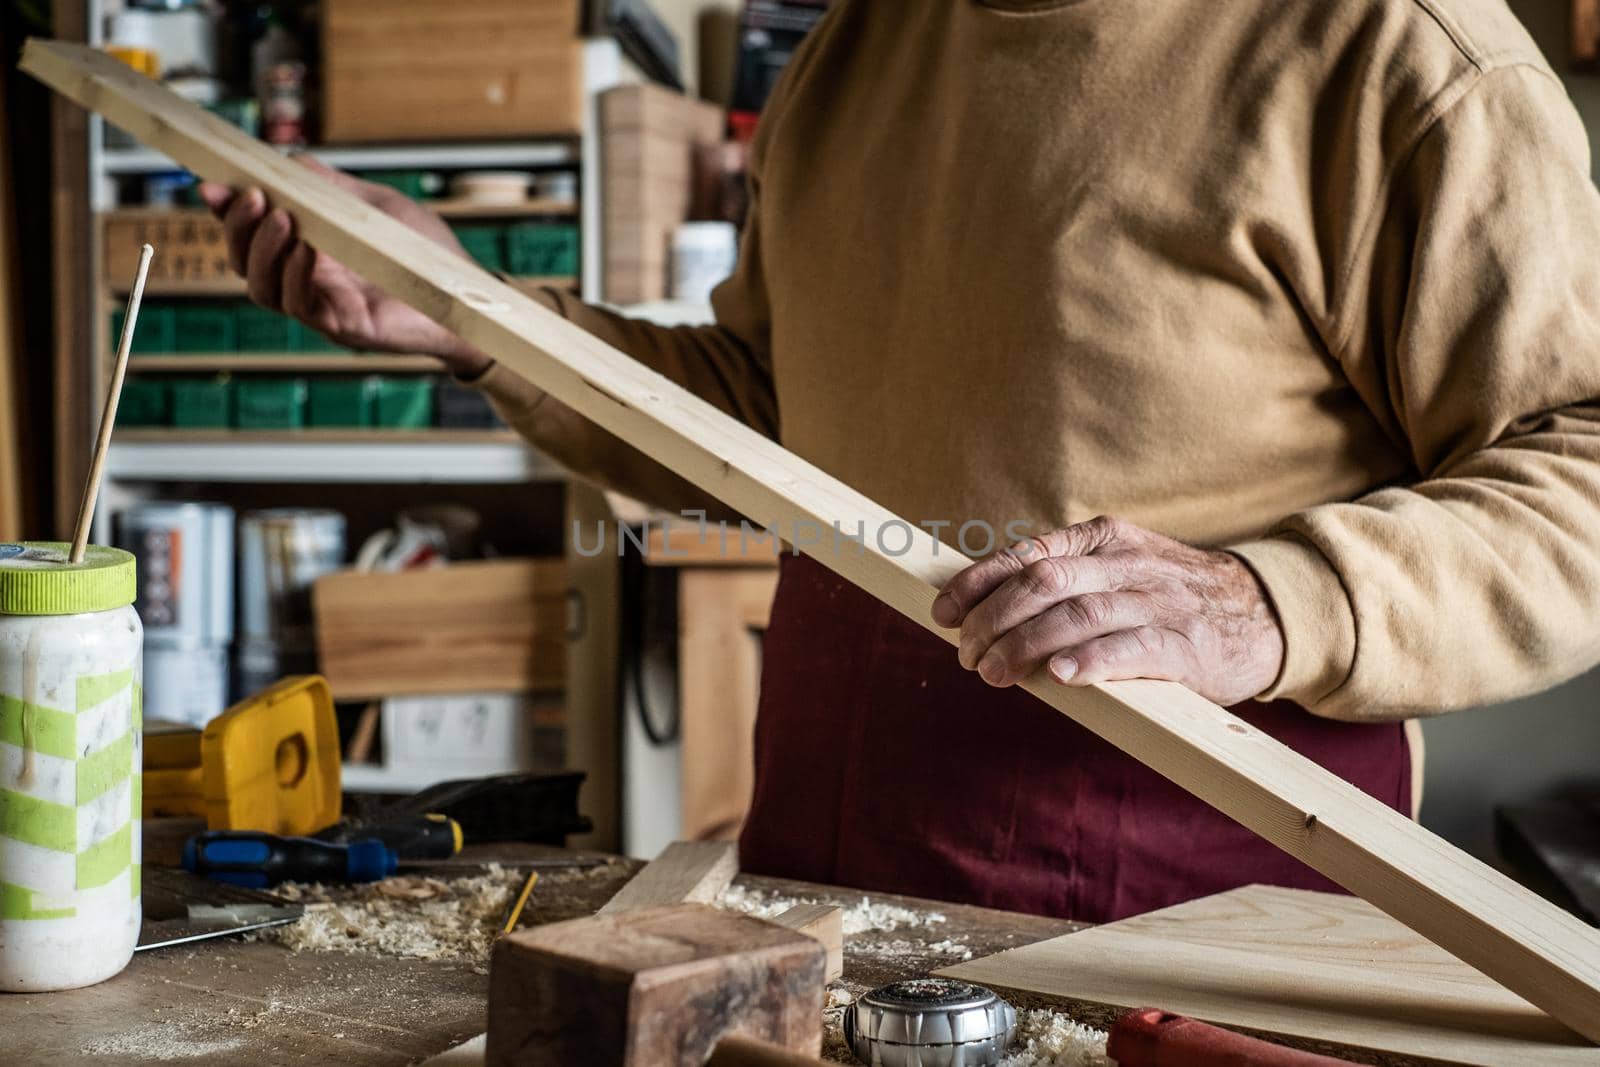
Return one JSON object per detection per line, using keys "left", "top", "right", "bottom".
{"left": 844, "top": 978, "right": 1017, "bottom": 1067}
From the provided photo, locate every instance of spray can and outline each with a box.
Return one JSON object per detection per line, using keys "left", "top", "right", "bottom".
{"left": 0, "top": 543, "right": 142, "bottom": 991}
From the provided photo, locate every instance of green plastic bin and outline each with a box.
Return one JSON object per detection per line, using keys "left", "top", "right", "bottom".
{"left": 170, "top": 376, "right": 232, "bottom": 429}
{"left": 113, "top": 304, "right": 176, "bottom": 354}
{"left": 235, "top": 302, "right": 301, "bottom": 352}
{"left": 374, "top": 377, "right": 435, "bottom": 429}
{"left": 174, "top": 303, "right": 237, "bottom": 353}
{"left": 451, "top": 225, "right": 505, "bottom": 273}
{"left": 118, "top": 377, "right": 171, "bottom": 427}
{"left": 234, "top": 377, "right": 309, "bottom": 430}
{"left": 308, "top": 377, "right": 380, "bottom": 428}
{"left": 505, "top": 223, "right": 579, "bottom": 277}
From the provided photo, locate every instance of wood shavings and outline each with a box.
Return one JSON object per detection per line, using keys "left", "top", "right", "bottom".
{"left": 717, "top": 884, "right": 948, "bottom": 937}
{"left": 261, "top": 864, "right": 520, "bottom": 964}
{"left": 998, "top": 1008, "right": 1111, "bottom": 1067}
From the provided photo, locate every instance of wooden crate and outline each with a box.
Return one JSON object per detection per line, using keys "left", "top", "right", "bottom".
{"left": 322, "top": 0, "right": 583, "bottom": 143}
{"left": 102, "top": 208, "right": 230, "bottom": 287}
{"left": 600, "top": 85, "right": 724, "bottom": 303}
{"left": 312, "top": 558, "right": 568, "bottom": 699}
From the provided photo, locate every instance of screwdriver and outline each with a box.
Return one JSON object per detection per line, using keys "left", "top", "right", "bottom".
{"left": 314, "top": 812, "right": 463, "bottom": 860}
{"left": 183, "top": 830, "right": 398, "bottom": 888}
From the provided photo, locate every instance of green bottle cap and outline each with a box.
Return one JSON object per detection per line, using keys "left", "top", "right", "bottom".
{"left": 0, "top": 543, "right": 137, "bottom": 616}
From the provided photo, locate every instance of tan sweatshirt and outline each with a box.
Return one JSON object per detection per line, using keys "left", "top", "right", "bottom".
{"left": 474, "top": 0, "right": 1600, "bottom": 723}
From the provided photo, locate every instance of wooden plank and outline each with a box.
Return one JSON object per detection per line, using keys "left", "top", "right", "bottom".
{"left": 599, "top": 85, "right": 723, "bottom": 303}
{"left": 564, "top": 483, "right": 622, "bottom": 850}
{"left": 0, "top": 43, "right": 22, "bottom": 543}
{"left": 23, "top": 41, "right": 1600, "bottom": 1043}
{"left": 311, "top": 558, "right": 567, "bottom": 699}
{"left": 678, "top": 568, "right": 778, "bottom": 842}
{"left": 771, "top": 903, "right": 843, "bottom": 983}
{"left": 941, "top": 885, "right": 1600, "bottom": 1066}
{"left": 598, "top": 841, "right": 739, "bottom": 914}
{"left": 45, "top": 12, "right": 89, "bottom": 539}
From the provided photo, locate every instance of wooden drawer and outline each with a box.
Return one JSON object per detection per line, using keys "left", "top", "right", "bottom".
{"left": 312, "top": 558, "right": 567, "bottom": 699}
{"left": 321, "top": 0, "right": 583, "bottom": 142}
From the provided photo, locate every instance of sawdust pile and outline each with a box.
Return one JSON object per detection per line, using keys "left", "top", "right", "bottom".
{"left": 998, "top": 1009, "right": 1111, "bottom": 1067}
{"left": 264, "top": 864, "right": 522, "bottom": 966}
{"left": 80, "top": 1027, "right": 247, "bottom": 1061}
{"left": 717, "top": 884, "right": 951, "bottom": 937}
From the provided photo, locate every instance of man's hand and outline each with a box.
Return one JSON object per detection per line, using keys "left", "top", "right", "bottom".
{"left": 931, "top": 516, "right": 1285, "bottom": 706}
{"left": 197, "top": 158, "right": 492, "bottom": 378}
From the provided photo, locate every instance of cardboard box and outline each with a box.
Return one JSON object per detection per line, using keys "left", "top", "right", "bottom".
{"left": 322, "top": 0, "right": 583, "bottom": 143}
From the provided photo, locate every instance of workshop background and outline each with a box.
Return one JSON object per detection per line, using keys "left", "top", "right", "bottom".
{"left": 0, "top": 0, "right": 1595, "bottom": 874}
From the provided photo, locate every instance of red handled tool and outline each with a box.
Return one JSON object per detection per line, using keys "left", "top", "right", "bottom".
{"left": 1108, "top": 1008, "right": 1354, "bottom": 1066}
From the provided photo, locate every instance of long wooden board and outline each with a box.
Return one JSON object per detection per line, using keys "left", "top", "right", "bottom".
{"left": 23, "top": 38, "right": 1600, "bottom": 1042}
{"left": 942, "top": 885, "right": 1600, "bottom": 1065}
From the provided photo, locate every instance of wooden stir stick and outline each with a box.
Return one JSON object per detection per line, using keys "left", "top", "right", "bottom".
{"left": 69, "top": 243, "right": 153, "bottom": 563}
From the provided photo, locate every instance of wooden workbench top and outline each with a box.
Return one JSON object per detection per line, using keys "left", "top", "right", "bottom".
{"left": 2, "top": 845, "right": 1078, "bottom": 1067}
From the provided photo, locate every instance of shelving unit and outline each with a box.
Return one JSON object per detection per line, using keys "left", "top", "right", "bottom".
{"left": 50, "top": 7, "right": 639, "bottom": 831}
{"left": 106, "top": 429, "right": 558, "bottom": 484}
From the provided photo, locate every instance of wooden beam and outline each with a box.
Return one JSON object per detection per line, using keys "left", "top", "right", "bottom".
{"left": 599, "top": 840, "right": 739, "bottom": 915}
{"left": 771, "top": 903, "right": 843, "bottom": 983}
{"left": 22, "top": 39, "right": 1600, "bottom": 1043}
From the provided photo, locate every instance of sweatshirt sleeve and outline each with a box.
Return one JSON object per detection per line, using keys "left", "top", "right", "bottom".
{"left": 470, "top": 187, "right": 779, "bottom": 516}
{"left": 1230, "top": 63, "right": 1600, "bottom": 721}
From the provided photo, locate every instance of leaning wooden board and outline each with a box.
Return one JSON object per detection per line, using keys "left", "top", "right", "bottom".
{"left": 942, "top": 885, "right": 1600, "bottom": 1065}
{"left": 22, "top": 39, "right": 1600, "bottom": 1042}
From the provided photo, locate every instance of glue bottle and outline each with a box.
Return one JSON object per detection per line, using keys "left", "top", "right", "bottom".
{"left": 0, "top": 543, "right": 142, "bottom": 991}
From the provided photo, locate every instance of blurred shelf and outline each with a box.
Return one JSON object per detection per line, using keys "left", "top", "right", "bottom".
{"left": 100, "top": 140, "right": 580, "bottom": 175}
{"left": 431, "top": 197, "right": 577, "bottom": 218}
{"left": 129, "top": 354, "right": 445, "bottom": 373}
{"left": 107, "top": 430, "right": 563, "bottom": 484}
{"left": 116, "top": 274, "right": 578, "bottom": 297}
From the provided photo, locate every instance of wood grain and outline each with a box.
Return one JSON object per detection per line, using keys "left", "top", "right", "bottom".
{"left": 486, "top": 903, "right": 825, "bottom": 1067}
{"left": 24, "top": 41, "right": 1600, "bottom": 1043}
{"left": 311, "top": 558, "right": 566, "bottom": 699}
{"left": 771, "top": 903, "right": 843, "bottom": 983}
{"left": 941, "top": 885, "right": 1600, "bottom": 1066}
{"left": 598, "top": 840, "right": 739, "bottom": 914}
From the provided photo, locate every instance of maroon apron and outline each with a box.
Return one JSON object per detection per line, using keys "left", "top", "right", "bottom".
{"left": 738, "top": 553, "right": 1412, "bottom": 923}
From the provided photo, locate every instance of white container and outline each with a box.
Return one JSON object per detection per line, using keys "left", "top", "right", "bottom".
{"left": 143, "top": 642, "right": 229, "bottom": 729}
{"left": 670, "top": 221, "right": 739, "bottom": 304}
{"left": 117, "top": 502, "right": 233, "bottom": 646}
{"left": 381, "top": 692, "right": 557, "bottom": 776}
{"left": 0, "top": 543, "right": 142, "bottom": 992}
{"left": 118, "top": 504, "right": 233, "bottom": 726}
{"left": 237, "top": 509, "right": 345, "bottom": 646}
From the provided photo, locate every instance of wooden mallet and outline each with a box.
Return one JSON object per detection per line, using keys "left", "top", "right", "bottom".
{"left": 487, "top": 902, "right": 829, "bottom": 1067}
{"left": 69, "top": 243, "right": 153, "bottom": 562}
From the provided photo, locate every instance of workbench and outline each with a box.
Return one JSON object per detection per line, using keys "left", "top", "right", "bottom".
{"left": 4, "top": 845, "right": 1443, "bottom": 1066}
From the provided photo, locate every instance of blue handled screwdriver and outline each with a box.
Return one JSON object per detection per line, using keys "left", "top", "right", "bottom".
{"left": 182, "top": 830, "right": 398, "bottom": 888}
